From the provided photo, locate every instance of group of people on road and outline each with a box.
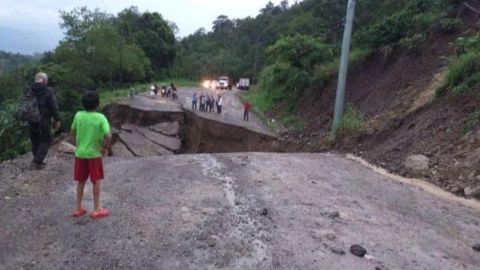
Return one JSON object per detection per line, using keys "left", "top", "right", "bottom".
{"left": 192, "top": 92, "right": 224, "bottom": 114}
{"left": 151, "top": 83, "right": 178, "bottom": 100}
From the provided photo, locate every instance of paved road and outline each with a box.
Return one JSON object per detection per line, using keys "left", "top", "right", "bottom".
{"left": 1, "top": 152, "right": 479, "bottom": 269}
{"left": 177, "top": 87, "right": 271, "bottom": 135}
{"left": 123, "top": 87, "right": 270, "bottom": 135}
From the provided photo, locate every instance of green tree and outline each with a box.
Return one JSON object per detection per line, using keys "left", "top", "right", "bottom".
{"left": 117, "top": 7, "right": 176, "bottom": 73}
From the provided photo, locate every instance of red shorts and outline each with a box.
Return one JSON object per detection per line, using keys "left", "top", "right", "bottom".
{"left": 74, "top": 157, "right": 104, "bottom": 183}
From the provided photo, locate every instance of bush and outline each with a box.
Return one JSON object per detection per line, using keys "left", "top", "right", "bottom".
{"left": 440, "top": 52, "right": 480, "bottom": 95}
{"left": 281, "top": 115, "right": 305, "bottom": 131}
{"left": 454, "top": 36, "right": 480, "bottom": 55}
{"left": 356, "top": 0, "right": 449, "bottom": 50}
{"left": 336, "top": 106, "right": 365, "bottom": 138}
{"left": 310, "top": 49, "right": 371, "bottom": 89}
{"left": 398, "top": 33, "right": 427, "bottom": 51}
{"left": 0, "top": 102, "right": 31, "bottom": 160}
{"left": 464, "top": 110, "right": 480, "bottom": 134}
{"left": 258, "top": 62, "right": 310, "bottom": 112}
{"left": 438, "top": 18, "right": 462, "bottom": 33}
{"left": 265, "top": 34, "right": 334, "bottom": 69}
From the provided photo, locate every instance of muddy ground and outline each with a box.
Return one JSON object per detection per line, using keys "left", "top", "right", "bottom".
{"left": 1, "top": 151, "right": 480, "bottom": 270}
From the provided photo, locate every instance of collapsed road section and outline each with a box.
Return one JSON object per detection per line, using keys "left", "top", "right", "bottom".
{"left": 102, "top": 94, "right": 281, "bottom": 157}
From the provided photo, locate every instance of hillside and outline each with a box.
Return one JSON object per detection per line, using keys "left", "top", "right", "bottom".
{"left": 267, "top": 5, "right": 480, "bottom": 197}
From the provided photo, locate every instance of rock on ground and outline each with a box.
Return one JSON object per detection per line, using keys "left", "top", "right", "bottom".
{"left": 405, "top": 154, "right": 430, "bottom": 174}
{"left": 350, "top": 244, "right": 367, "bottom": 257}
{"left": 464, "top": 186, "right": 480, "bottom": 198}
{"left": 118, "top": 130, "right": 173, "bottom": 156}
{"left": 138, "top": 127, "right": 181, "bottom": 152}
{"left": 57, "top": 142, "right": 76, "bottom": 154}
{"left": 110, "top": 141, "right": 134, "bottom": 157}
{"left": 150, "top": 121, "right": 180, "bottom": 136}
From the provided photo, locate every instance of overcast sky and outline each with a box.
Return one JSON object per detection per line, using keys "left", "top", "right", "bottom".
{"left": 0, "top": 0, "right": 286, "bottom": 54}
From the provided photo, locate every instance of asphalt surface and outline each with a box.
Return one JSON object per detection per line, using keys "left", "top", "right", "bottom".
{"left": 176, "top": 87, "right": 271, "bottom": 135}
{"left": 1, "top": 152, "right": 480, "bottom": 269}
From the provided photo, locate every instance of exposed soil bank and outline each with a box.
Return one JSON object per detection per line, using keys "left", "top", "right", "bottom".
{"left": 273, "top": 26, "right": 480, "bottom": 197}
{"left": 181, "top": 110, "right": 281, "bottom": 153}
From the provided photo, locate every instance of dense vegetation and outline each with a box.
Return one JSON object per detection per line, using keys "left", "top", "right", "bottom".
{"left": 0, "top": 0, "right": 468, "bottom": 159}
{"left": 175, "top": 0, "right": 461, "bottom": 118}
{"left": 0, "top": 6, "right": 176, "bottom": 159}
{"left": 0, "top": 51, "right": 42, "bottom": 76}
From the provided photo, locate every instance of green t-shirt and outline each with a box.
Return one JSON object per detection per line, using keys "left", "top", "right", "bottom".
{"left": 71, "top": 111, "right": 111, "bottom": 159}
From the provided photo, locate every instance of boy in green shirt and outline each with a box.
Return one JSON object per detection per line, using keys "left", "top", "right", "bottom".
{"left": 71, "top": 91, "right": 112, "bottom": 219}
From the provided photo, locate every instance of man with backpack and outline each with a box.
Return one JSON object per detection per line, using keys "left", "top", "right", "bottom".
{"left": 21, "top": 72, "right": 61, "bottom": 170}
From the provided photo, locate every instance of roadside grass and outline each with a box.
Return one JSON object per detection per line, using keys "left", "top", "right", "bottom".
{"left": 463, "top": 110, "right": 480, "bottom": 134}
{"left": 242, "top": 87, "right": 282, "bottom": 134}
{"left": 245, "top": 86, "right": 274, "bottom": 113}
{"left": 335, "top": 106, "right": 365, "bottom": 138}
{"left": 99, "top": 85, "right": 144, "bottom": 109}
{"left": 436, "top": 52, "right": 480, "bottom": 97}
{"left": 281, "top": 115, "right": 306, "bottom": 131}
{"left": 243, "top": 87, "right": 307, "bottom": 134}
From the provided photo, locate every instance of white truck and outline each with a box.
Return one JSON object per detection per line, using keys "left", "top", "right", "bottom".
{"left": 236, "top": 78, "right": 250, "bottom": 90}
{"left": 216, "top": 76, "right": 231, "bottom": 90}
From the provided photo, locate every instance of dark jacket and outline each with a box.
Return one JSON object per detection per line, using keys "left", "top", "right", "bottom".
{"left": 30, "top": 83, "right": 60, "bottom": 121}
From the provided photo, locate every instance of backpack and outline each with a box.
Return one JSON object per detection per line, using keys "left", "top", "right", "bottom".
{"left": 17, "top": 88, "right": 42, "bottom": 123}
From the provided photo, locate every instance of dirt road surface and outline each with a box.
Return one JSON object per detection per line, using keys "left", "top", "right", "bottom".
{"left": 1, "top": 152, "right": 480, "bottom": 269}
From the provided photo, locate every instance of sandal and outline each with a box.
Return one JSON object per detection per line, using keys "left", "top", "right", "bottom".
{"left": 72, "top": 208, "right": 87, "bottom": 217}
{"left": 90, "top": 208, "right": 109, "bottom": 219}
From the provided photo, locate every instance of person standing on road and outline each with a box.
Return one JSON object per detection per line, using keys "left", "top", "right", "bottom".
{"left": 27, "top": 72, "right": 61, "bottom": 170}
{"left": 171, "top": 83, "right": 178, "bottom": 100}
{"left": 192, "top": 92, "right": 198, "bottom": 110}
{"left": 71, "top": 91, "right": 112, "bottom": 219}
{"left": 209, "top": 94, "right": 215, "bottom": 112}
{"left": 206, "top": 95, "right": 211, "bottom": 112}
{"left": 217, "top": 95, "right": 223, "bottom": 114}
{"left": 199, "top": 93, "right": 205, "bottom": 112}
{"left": 243, "top": 101, "right": 252, "bottom": 121}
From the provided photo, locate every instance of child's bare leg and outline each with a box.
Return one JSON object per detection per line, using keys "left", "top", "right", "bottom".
{"left": 75, "top": 181, "right": 86, "bottom": 211}
{"left": 93, "top": 180, "right": 102, "bottom": 211}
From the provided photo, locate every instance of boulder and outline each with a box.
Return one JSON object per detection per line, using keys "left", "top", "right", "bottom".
{"left": 57, "top": 142, "right": 76, "bottom": 154}
{"left": 465, "top": 148, "right": 480, "bottom": 167}
{"left": 119, "top": 130, "right": 173, "bottom": 157}
{"left": 464, "top": 186, "right": 480, "bottom": 198}
{"left": 405, "top": 155, "right": 429, "bottom": 174}
{"left": 111, "top": 141, "right": 134, "bottom": 157}
{"left": 111, "top": 127, "right": 121, "bottom": 136}
{"left": 139, "top": 127, "right": 181, "bottom": 152}
{"left": 121, "top": 124, "right": 139, "bottom": 132}
{"left": 350, "top": 244, "right": 367, "bottom": 257}
{"left": 150, "top": 121, "right": 180, "bottom": 136}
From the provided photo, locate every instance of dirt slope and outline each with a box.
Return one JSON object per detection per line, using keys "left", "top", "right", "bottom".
{"left": 282, "top": 24, "right": 480, "bottom": 196}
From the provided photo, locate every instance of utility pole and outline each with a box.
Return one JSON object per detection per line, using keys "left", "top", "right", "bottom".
{"left": 332, "top": 0, "right": 357, "bottom": 136}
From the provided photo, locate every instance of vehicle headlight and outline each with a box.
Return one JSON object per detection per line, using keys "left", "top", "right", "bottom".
{"left": 202, "top": 80, "right": 210, "bottom": 89}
